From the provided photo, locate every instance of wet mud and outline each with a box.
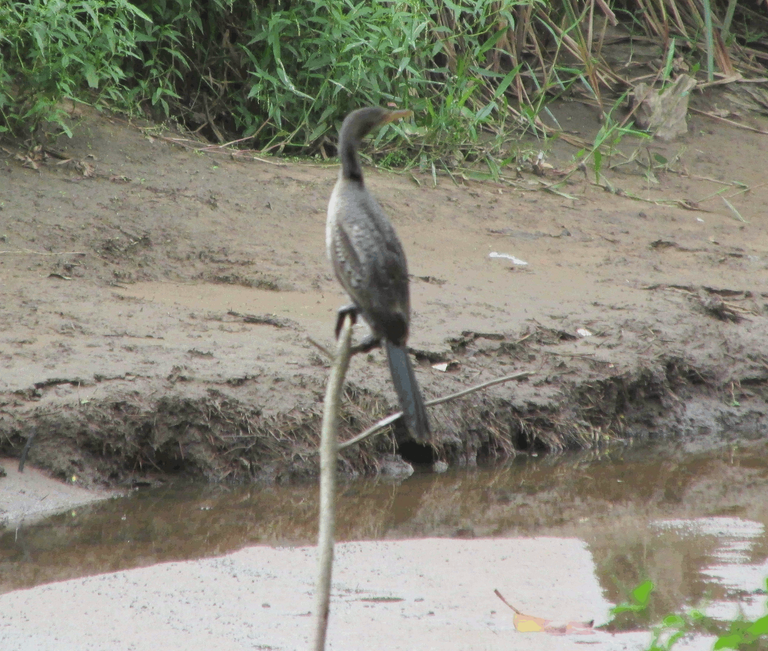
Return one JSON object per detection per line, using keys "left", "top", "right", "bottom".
{"left": 1, "top": 91, "right": 767, "bottom": 488}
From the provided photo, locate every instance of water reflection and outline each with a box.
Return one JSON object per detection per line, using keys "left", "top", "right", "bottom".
{"left": 2, "top": 440, "right": 767, "bottom": 624}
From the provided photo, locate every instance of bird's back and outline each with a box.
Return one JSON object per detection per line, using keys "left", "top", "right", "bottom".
{"left": 327, "top": 177, "right": 410, "bottom": 344}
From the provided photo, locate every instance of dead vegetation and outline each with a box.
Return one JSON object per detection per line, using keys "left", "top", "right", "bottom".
{"left": 2, "top": 330, "right": 763, "bottom": 487}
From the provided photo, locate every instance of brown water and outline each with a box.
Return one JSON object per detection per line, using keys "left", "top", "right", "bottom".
{"left": 2, "top": 439, "right": 767, "bottom": 626}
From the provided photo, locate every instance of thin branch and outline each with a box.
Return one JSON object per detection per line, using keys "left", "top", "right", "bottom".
{"left": 0, "top": 249, "right": 87, "bottom": 256}
{"left": 338, "top": 371, "right": 532, "bottom": 451}
{"left": 690, "top": 107, "right": 768, "bottom": 136}
{"left": 337, "top": 413, "right": 402, "bottom": 451}
{"left": 494, "top": 589, "right": 523, "bottom": 614}
{"left": 307, "top": 336, "right": 333, "bottom": 359}
{"left": 312, "top": 315, "right": 353, "bottom": 651}
{"left": 425, "top": 370, "right": 532, "bottom": 407}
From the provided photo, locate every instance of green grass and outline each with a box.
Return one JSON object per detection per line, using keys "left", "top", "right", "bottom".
{"left": 1, "top": 0, "right": 766, "bottom": 170}
{"left": 0, "top": 0, "right": 150, "bottom": 137}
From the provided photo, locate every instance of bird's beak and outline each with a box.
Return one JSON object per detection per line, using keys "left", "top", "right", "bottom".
{"left": 381, "top": 109, "right": 413, "bottom": 125}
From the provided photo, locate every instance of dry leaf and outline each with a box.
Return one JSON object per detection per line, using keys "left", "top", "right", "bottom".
{"left": 75, "top": 160, "right": 95, "bottom": 177}
{"left": 633, "top": 75, "right": 697, "bottom": 141}
{"left": 513, "top": 612, "right": 551, "bottom": 632}
{"left": 15, "top": 154, "right": 40, "bottom": 170}
{"left": 495, "top": 589, "right": 595, "bottom": 636}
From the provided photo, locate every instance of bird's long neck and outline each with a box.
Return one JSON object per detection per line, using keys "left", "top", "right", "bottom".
{"left": 338, "top": 121, "right": 365, "bottom": 184}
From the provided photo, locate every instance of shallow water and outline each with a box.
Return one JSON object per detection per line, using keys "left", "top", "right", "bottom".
{"left": 2, "top": 439, "right": 767, "bottom": 626}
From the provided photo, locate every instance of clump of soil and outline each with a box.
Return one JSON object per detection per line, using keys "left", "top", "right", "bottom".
{"left": 1, "top": 95, "right": 767, "bottom": 487}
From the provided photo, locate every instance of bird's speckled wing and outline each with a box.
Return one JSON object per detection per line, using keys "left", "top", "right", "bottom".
{"left": 327, "top": 179, "right": 410, "bottom": 343}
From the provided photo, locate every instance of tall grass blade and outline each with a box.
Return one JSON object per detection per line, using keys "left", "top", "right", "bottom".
{"left": 701, "top": 0, "right": 715, "bottom": 82}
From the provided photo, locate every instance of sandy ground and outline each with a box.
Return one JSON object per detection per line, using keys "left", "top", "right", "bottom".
{"left": 0, "top": 537, "right": 657, "bottom": 651}
{"left": 0, "top": 457, "right": 116, "bottom": 529}
{"left": 1, "top": 90, "right": 767, "bottom": 491}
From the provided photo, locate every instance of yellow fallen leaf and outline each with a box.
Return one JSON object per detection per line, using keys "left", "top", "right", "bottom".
{"left": 513, "top": 612, "right": 550, "bottom": 632}
{"left": 495, "top": 589, "right": 595, "bottom": 636}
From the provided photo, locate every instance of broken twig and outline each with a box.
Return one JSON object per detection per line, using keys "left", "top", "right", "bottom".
{"left": 338, "top": 371, "right": 531, "bottom": 451}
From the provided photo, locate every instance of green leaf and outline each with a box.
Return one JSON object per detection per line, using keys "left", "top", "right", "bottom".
{"left": 82, "top": 3, "right": 99, "bottom": 30}
{"left": 747, "top": 614, "right": 768, "bottom": 636}
{"left": 477, "top": 27, "right": 508, "bottom": 59}
{"left": 662, "top": 614, "right": 685, "bottom": 628}
{"left": 84, "top": 63, "right": 99, "bottom": 89}
{"left": 593, "top": 148, "right": 602, "bottom": 178}
{"left": 275, "top": 60, "right": 315, "bottom": 100}
{"left": 31, "top": 23, "right": 47, "bottom": 56}
{"left": 307, "top": 121, "right": 328, "bottom": 142}
{"left": 689, "top": 609, "right": 706, "bottom": 621}
{"left": 632, "top": 581, "right": 655, "bottom": 606}
{"left": 662, "top": 37, "right": 676, "bottom": 82}
{"left": 133, "top": 31, "right": 156, "bottom": 43}
{"left": 476, "top": 101, "right": 496, "bottom": 121}
{"left": 611, "top": 603, "right": 645, "bottom": 615}
{"left": 493, "top": 65, "right": 522, "bottom": 100}
{"left": 714, "top": 633, "right": 742, "bottom": 649}
{"left": 123, "top": 3, "right": 152, "bottom": 22}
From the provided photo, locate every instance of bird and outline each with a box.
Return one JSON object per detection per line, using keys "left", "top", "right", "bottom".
{"left": 326, "top": 106, "right": 430, "bottom": 442}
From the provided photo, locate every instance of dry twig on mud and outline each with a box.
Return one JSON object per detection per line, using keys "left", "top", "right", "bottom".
{"left": 690, "top": 107, "right": 768, "bottom": 136}
{"left": 309, "top": 333, "right": 532, "bottom": 451}
{"left": 227, "top": 310, "right": 291, "bottom": 328}
{"left": 337, "top": 369, "right": 532, "bottom": 450}
{"left": 696, "top": 292, "right": 745, "bottom": 323}
{"left": 0, "top": 249, "right": 87, "bottom": 256}
{"left": 494, "top": 588, "right": 523, "bottom": 614}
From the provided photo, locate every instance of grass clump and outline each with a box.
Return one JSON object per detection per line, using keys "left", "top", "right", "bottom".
{"left": 0, "top": 0, "right": 150, "bottom": 137}
{"left": 1, "top": 0, "right": 767, "bottom": 167}
{"left": 611, "top": 579, "right": 768, "bottom": 650}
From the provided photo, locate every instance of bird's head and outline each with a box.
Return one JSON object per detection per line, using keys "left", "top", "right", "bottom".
{"left": 340, "top": 107, "right": 412, "bottom": 147}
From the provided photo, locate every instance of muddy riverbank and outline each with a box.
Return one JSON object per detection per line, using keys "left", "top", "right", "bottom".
{"left": 1, "top": 93, "right": 767, "bottom": 488}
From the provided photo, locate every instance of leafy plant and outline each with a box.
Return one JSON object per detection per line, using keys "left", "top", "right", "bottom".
{"left": 0, "top": 0, "right": 150, "bottom": 137}
{"left": 582, "top": 91, "right": 650, "bottom": 182}
{"left": 610, "top": 579, "right": 768, "bottom": 651}
{"left": 2, "top": 0, "right": 766, "bottom": 171}
{"left": 612, "top": 579, "right": 656, "bottom": 615}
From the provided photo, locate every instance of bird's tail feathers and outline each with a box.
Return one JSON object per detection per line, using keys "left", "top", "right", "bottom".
{"left": 385, "top": 341, "right": 430, "bottom": 441}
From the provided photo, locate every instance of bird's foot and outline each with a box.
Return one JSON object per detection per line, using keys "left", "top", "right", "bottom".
{"left": 336, "top": 303, "right": 381, "bottom": 355}
{"left": 335, "top": 306, "right": 381, "bottom": 355}
{"left": 351, "top": 334, "right": 381, "bottom": 355}
{"left": 335, "top": 304, "right": 359, "bottom": 339}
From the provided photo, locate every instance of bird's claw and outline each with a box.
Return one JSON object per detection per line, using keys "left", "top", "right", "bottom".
{"left": 335, "top": 306, "right": 381, "bottom": 354}
{"left": 335, "top": 304, "right": 359, "bottom": 339}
